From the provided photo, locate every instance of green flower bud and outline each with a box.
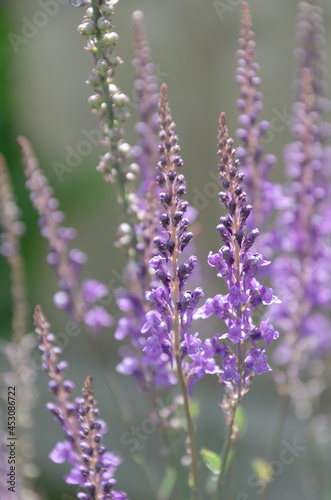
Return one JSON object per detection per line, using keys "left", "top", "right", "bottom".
{"left": 97, "top": 17, "right": 112, "bottom": 32}
{"left": 100, "top": 5, "right": 114, "bottom": 16}
{"left": 96, "top": 59, "right": 108, "bottom": 74}
{"left": 78, "top": 21, "right": 97, "bottom": 36}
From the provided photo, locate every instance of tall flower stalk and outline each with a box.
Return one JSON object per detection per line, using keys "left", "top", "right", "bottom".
{"left": 0, "top": 154, "right": 42, "bottom": 500}
{"left": 235, "top": 2, "right": 284, "bottom": 254}
{"left": 17, "top": 136, "right": 112, "bottom": 334}
{"left": 34, "top": 305, "right": 128, "bottom": 500}
{"left": 78, "top": 0, "right": 138, "bottom": 254}
{"left": 142, "top": 83, "right": 205, "bottom": 500}
{"left": 271, "top": 0, "right": 331, "bottom": 419}
{"left": 195, "top": 113, "right": 279, "bottom": 498}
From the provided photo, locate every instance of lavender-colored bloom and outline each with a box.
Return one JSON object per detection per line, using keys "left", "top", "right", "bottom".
{"left": 131, "top": 10, "right": 159, "bottom": 190}
{"left": 271, "top": 2, "right": 331, "bottom": 417}
{"left": 236, "top": 3, "right": 286, "bottom": 257}
{"left": 18, "top": 137, "right": 112, "bottom": 334}
{"left": 141, "top": 83, "right": 217, "bottom": 396}
{"left": 195, "top": 113, "right": 279, "bottom": 408}
{"left": 34, "top": 306, "right": 129, "bottom": 500}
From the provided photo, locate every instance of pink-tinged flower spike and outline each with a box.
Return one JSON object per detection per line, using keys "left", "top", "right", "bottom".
{"left": 294, "top": 0, "right": 330, "bottom": 102}
{"left": 18, "top": 137, "right": 112, "bottom": 334}
{"left": 131, "top": 10, "right": 159, "bottom": 192}
{"left": 271, "top": 67, "right": 331, "bottom": 418}
{"left": 0, "top": 154, "right": 43, "bottom": 500}
{"left": 195, "top": 113, "right": 279, "bottom": 496}
{"left": 236, "top": 3, "right": 286, "bottom": 256}
{"left": 34, "top": 305, "right": 129, "bottom": 500}
{"left": 0, "top": 153, "right": 27, "bottom": 341}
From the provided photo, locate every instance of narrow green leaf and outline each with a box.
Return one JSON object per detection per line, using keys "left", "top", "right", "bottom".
{"left": 200, "top": 447, "right": 221, "bottom": 475}
{"left": 158, "top": 467, "right": 177, "bottom": 500}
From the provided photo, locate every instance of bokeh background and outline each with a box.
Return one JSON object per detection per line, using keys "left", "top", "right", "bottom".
{"left": 0, "top": 0, "right": 331, "bottom": 498}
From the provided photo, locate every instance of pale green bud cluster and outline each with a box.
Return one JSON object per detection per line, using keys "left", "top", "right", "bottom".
{"left": 78, "top": 0, "right": 134, "bottom": 189}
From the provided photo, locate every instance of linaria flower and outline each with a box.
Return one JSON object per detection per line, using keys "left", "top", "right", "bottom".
{"left": 34, "top": 305, "right": 129, "bottom": 500}
{"left": 18, "top": 137, "right": 112, "bottom": 334}
{"left": 235, "top": 3, "right": 286, "bottom": 257}
{"left": 271, "top": 0, "right": 331, "bottom": 418}
{"left": 196, "top": 113, "right": 279, "bottom": 407}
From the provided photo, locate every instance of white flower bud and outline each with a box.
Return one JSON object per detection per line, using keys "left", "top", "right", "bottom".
{"left": 112, "top": 93, "right": 128, "bottom": 107}
{"left": 125, "top": 172, "right": 136, "bottom": 182}
{"left": 102, "top": 32, "right": 119, "bottom": 46}
{"left": 118, "top": 223, "right": 131, "bottom": 235}
{"left": 118, "top": 142, "right": 131, "bottom": 156}
{"left": 108, "top": 84, "right": 119, "bottom": 95}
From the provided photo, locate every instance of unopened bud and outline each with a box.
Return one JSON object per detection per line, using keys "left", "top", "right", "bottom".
{"left": 118, "top": 143, "right": 131, "bottom": 156}
{"left": 97, "top": 17, "right": 112, "bottom": 32}
{"left": 112, "top": 93, "right": 128, "bottom": 107}
{"left": 102, "top": 32, "right": 119, "bottom": 46}
{"left": 78, "top": 21, "right": 96, "bottom": 36}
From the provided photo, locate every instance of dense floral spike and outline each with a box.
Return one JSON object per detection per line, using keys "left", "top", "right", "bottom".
{"left": 34, "top": 305, "right": 128, "bottom": 500}
{"left": 236, "top": 3, "right": 284, "bottom": 255}
{"left": 196, "top": 113, "right": 279, "bottom": 407}
{"left": 271, "top": 67, "right": 331, "bottom": 418}
{"left": 18, "top": 137, "right": 112, "bottom": 333}
{"left": 294, "top": 0, "right": 329, "bottom": 99}
{"left": 131, "top": 10, "right": 160, "bottom": 191}
{"left": 143, "top": 84, "right": 215, "bottom": 387}
{"left": 0, "top": 154, "right": 42, "bottom": 500}
{"left": 1, "top": 335, "right": 42, "bottom": 500}
{"left": 0, "top": 154, "right": 27, "bottom": 340}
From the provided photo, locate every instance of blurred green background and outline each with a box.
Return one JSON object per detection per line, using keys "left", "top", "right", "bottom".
{"left": 0, "top": 0, "right": 331, "bottom": 499}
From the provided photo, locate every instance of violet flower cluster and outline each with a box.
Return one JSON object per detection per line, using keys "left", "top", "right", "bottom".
{"left": 18, "top": 136, "right": 112, "bottom": 334}
{"left": 141, "top": 83, "right": 220, "bottom": 396}
{"left": 34, "top": 305, "right": 128, "bottom": 500}
{"left": 195, "top": 113, "right": 280, "bottom": 408}
{"left": 271, "top": 0, "right": 331, "bottom": 417}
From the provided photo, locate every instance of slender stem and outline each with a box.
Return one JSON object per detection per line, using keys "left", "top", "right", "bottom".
{"left": 215, "top": 405, "right": 238, "bottom": 500}
{"left": 91, "top": 0, "right": 139, "bottom": 255}
{"left": 175, "top": 352, "right": 199, "bottom": 500}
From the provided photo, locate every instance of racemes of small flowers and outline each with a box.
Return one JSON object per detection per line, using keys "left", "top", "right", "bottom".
{"left": 34, "top": 305, "right": 128, "bottom": 500}
{"left": 235, "top": 2, "right": 285, "bottom": 257}
{"left": 271, "top": 0, "right": 331, "bottom": 418}
{"left": 195, "top": 113, "right": 279, "bottom": 493}
{"left": 142, "top": 83, "right": 219, "bottom": 500}
{"left": 18, "top": 136, "right": 112, "bottom": 334}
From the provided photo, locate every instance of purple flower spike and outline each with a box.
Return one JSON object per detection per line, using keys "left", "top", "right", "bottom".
{"left": 270, "top": 0, "right": 331, "bottom": 418}
{"left": 18, "top": 137, "right": 112, "bottom": 334}
{"left": 236, "top": 3, "right": 286, "bottom": 257}
{"left": 196, "top": 113, "right": 279, "bottom": 420}
{"left": 34, "top": 306, "right": 129, "bottom": 500}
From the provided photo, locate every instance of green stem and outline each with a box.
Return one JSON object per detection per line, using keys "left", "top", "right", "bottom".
{"left": 91, "top": 0, "right": 139, "bottom": 254}
{"left": 215, "top": 406, "right": 238, "bottom": 500}
{"left": 175, "top": 353, "right": 199, "bottom": 500}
